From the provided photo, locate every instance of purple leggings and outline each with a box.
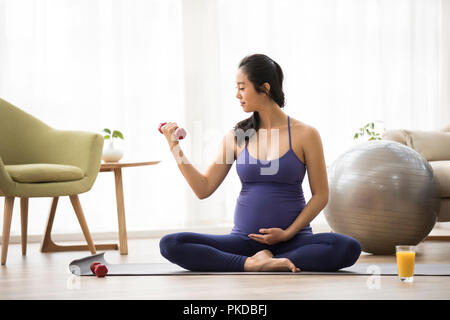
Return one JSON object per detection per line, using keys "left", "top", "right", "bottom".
{"left": 159, "top": 231, "right": 362, "bottom": 272}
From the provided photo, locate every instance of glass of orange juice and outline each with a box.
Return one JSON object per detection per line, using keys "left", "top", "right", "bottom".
{"left": 395, "top": 245, "right": 416, "bottom": 282}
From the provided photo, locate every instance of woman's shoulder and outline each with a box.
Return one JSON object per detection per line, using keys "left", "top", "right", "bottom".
{"left": 289, "top": 117, "right": 319, "bottom": 138}
{"left": 289, "top": 118, "right": 322, "bottom": 163}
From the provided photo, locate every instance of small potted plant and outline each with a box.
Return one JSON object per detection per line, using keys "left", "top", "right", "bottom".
{"left": 102, "top": 128, "right": 124, "bottom": 162}
{"left": 353, "top": 121, "right": 384, "bottom": 141}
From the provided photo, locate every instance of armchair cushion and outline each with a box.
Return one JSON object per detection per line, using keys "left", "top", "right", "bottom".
{"left": 5, "top": 164, "right": 84, "bottom": 183}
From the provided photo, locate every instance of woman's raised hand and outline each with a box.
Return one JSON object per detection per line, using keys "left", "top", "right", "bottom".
{"left": 159, "top": 122, "right": 182, "bottom": 150}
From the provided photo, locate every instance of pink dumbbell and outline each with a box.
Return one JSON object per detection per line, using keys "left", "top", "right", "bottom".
{"left": 158, "top": 122, "right": 186, "bottom": 140}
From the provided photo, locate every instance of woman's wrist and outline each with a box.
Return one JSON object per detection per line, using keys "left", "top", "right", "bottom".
{"left": 169, "top": 141, "right": 179, "bottom": 151}
{"left": 283, "top": 228, "right": 297, "bottom": 241}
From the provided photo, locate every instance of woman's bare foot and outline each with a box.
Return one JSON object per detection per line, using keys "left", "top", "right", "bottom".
{"left": 251, "top": 249, "right": 273, "bottom": 261}
{"left": 244, "top": 250, "right": 300, "bottom": 273}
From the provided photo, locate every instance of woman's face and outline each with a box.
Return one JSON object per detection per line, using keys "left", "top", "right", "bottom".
{"left": 235, "top": 68, "right": 269, "bottom": 112}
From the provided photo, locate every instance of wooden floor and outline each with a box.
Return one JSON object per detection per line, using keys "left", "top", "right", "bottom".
{"left": 0, "top": 237, "right": 449, "bottom": 300}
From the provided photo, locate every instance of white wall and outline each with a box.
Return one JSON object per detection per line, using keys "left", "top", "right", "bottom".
{"left": 0, "top": 0, "right": 449, "bottom": 241}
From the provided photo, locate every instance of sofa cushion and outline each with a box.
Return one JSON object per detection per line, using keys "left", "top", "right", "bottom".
{"left": 381, "top": 129, "right": 408, "bottom": 145}
{"left": 429, "top": 161, "right": 450, "bottom": 197}
{"left": 5, "top": 163, "right": 84, "bottom": 183}
{"left": 438, "top": 199, "right": 450, "bottom": 221}
{"left": 404, "top": 130, "right": 450, "bottom": 161}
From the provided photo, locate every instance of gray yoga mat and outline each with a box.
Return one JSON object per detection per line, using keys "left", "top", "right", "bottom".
{"left": 69, "top": 252, "right": 450, "bottom": 276}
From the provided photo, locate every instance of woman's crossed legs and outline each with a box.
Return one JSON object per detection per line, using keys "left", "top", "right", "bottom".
{"left": 159, "top": 231, "right": 361, "bottom": 272}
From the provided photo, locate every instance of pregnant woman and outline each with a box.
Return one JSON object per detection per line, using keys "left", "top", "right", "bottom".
{"left": 159, "top": 53, "right": 361, "bottom": 272}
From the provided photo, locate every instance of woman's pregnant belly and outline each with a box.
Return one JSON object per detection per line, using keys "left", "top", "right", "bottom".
{"left": 231, "top": 183, "right": 310, "bottom": 235}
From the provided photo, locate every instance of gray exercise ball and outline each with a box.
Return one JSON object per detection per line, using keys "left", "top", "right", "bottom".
{"left": 324, "top": 140, "right": 440, "bottom": 255}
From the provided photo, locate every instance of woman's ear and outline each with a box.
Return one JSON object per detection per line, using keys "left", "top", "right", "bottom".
{"left": 260, "top": 82, "right": 270, "bottom": 95}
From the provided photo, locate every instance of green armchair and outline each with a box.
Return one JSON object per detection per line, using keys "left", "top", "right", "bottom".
{"left": 0, "top": 97, "right": 106, "bottom": 265}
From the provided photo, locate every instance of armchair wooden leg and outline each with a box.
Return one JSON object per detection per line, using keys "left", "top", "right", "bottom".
{"left": 1, "top": 196, "right": 15, "bottom": 265}
{"left": 69, "top": 195, "right": 96, "bottom": 255}
{"left": 40, "top": 197, "right": 59, "bottom": 253}
{"left": 20, "top": 198, "right": 28, "bottom": 256}
{"left": 41, "top": 196, "right": 118, "bottom": 253}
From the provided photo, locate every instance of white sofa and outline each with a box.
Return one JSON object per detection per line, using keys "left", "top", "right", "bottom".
{"left": 382, "top": 124, "right": 450, "bottom": 223}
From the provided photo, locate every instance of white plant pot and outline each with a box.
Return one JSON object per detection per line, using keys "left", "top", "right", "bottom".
{"left": 102, "top": 140, "right": 124, "bottom": 162}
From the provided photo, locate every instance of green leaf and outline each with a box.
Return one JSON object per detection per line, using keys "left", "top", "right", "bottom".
{"left": 104, "top": 135, "right": 110, "bottom": 140}
{"left": 368, "top": 137, "right": 375, "bottom": 141}
{"left": 112, "top": 130, "right": 124, "bottom": 139}
{"left": 103, "top": 128, "right": 111, "bottom": 134}
{"left": 366, "top": 129, "right": 370, "bottom": 135}
{"left": 353, "top": 133, "right": 359, "bottom": 139}
{"left": 371, "top": 122, "right": 374, "bottom": 129}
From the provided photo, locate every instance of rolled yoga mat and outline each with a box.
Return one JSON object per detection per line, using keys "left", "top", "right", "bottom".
{"left": 69, "top": 252, "right": 450, "bottom": 276}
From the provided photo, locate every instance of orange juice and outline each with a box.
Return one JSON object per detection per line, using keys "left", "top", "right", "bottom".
{"left": 396, "top": 251, "right": 415, "bottom": 277}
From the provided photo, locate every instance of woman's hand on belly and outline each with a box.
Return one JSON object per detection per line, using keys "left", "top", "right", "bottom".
{"left": 248, "top": 228, "right": 290, "bottom": 245}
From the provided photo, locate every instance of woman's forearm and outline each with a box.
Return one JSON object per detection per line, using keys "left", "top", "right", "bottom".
{"left": 170, "top": 142, "right": 208, "bottom": 199}
{"left": 285, "top": 194, "right": 329, "bottom": 238}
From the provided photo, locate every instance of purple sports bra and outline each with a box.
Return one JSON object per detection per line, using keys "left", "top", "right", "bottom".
{"left": 232, "top": 115, "right": 313, "bottom": 236}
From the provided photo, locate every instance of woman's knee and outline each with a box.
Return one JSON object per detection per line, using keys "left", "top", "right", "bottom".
{"left": 159, "top": 232, "right": 182, "bottom": 261}
{"left": 334, "top": 233, "right": 362, "bottom": 268}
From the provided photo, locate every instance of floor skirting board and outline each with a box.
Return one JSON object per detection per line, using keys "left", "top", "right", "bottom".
{"left": 2, "top": 222, "right": 449, "bottom": 245}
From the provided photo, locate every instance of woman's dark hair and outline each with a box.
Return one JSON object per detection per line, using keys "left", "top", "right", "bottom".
{"left": 233, "top": 53, "right": 285, "bottom": 146}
